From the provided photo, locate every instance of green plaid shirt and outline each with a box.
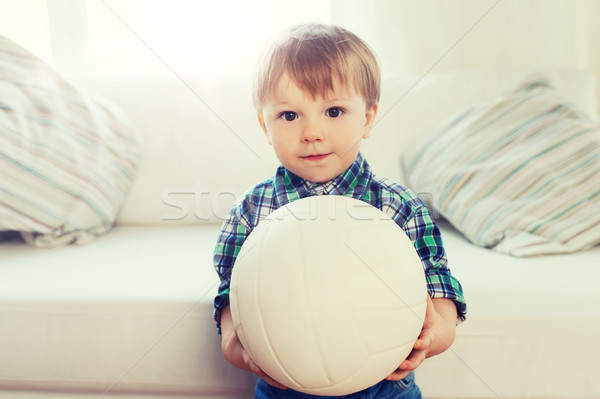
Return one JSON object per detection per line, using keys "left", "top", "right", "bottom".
{"left": 213, "top": 153, "right": 466, "bottom": 330}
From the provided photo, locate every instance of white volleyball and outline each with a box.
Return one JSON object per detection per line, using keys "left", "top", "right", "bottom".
{"left": 229, "top": 195, "right": 427, "bottom": 396}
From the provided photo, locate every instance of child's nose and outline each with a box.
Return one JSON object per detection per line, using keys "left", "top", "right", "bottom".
{"left": 302, "top": 121, "right": 324, "bottom": 142}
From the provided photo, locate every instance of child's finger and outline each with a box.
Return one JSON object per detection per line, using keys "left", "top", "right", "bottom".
{"left": 385, "top": 367, "right": 411, "bottom": 381}
{"left": 399, "top": 348, "right": 427, "bottom": 371}
{"left": 414, "top": 329, "right": 434, "bottom": 350}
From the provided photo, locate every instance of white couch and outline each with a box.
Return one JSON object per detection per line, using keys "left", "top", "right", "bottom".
{"left": 1, "top": 68, "right": 599, "bottom": 399}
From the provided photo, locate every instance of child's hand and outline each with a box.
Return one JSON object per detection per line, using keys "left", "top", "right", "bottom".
{"left": 227, "top": 329, "right": 288, "bottom": 389}
{"left": 385, "top": 294, "right": 457, "bottom": 381}
{"left": 220, "top": 306, "right": 288, "bottom": 390}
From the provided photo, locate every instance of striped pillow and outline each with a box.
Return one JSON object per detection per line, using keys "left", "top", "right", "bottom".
{"left": 402, "top": 78, "right": 600, "bottom": 256}
{"left": 0, "top": 35, "right": 140, "bottom": 247}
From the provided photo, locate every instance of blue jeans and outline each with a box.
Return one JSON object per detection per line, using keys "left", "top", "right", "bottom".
{"left": 255, "top": 372, "right": 421, "bottom": 399}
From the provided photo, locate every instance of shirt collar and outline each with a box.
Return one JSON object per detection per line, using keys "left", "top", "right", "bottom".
{"left": 273, "top": 153, "right": 370, "bottom": 208}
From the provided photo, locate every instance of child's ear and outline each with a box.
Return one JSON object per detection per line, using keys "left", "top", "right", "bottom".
{"left": 257, "top": 112, "right": 272, "bottom": 145}
{"left": 362, "top": 104, "right": 378, "bottom": 139}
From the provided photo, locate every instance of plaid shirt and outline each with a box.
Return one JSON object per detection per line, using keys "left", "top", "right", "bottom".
{"left": 213, "top": 153, "right": 466, "bottom": 330}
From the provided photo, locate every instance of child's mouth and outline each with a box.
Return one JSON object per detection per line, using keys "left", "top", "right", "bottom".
{"left": 302, "top": 153, "right": 332, "bottom": 161}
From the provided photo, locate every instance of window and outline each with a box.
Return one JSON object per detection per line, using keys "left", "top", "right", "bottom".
{"left": 46, "top": 0, "right": 332, "bottom": 76}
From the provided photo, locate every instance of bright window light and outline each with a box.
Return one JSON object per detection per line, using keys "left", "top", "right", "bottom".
{"left": 0, "top": 0, "right": 52, "bottom": 62}
{"left": 78, "top": 0, "right": 332, "bottom": 76}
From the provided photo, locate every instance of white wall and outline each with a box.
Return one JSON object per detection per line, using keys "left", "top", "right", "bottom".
{"left": 332, "top": 0, "right": 600, "bottom": 113}
{"left": 0, "top": 0, "right": 52, "bottom": 62}
{"left": 3, "top": 0, "right": 598, "bottom": 111}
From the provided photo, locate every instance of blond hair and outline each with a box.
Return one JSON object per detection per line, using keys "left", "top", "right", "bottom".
{"left": 253, "top": 23, "right": 380, "bottom": 111}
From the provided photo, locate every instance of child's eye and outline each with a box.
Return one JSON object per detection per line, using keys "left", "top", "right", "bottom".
{"left": 280, "top": 111, "right": 298, "bottom": 122}
{"left": 326, "top": 107, "right": 344, "bottom": 118}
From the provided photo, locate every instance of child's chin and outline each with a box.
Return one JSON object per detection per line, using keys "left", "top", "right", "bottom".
{"left": 292, "top": 166, "right": 340, "bottom": 183}
{"left": 309, "top": 177, "right": 329, "bottom": 183}
{"left": 305, "top": 173, "right": 334, "bottom": 183}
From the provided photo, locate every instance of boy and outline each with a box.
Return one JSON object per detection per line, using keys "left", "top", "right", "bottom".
{"left": 213, "top": 23, "right": 466, "bottom": 398}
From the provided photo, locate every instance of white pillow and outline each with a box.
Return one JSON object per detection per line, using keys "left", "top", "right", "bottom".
{"left": 69, "top": 73, "right": 278, "bottom": 226}
{"left": 66, "top": 68, "right": 598, "bottom": 225}
{"left": 0, "top": 35, "right": 140, "bottom": 247}
{"left": 363, "top": 68, "right": 598, "bottom": 185}
{"left": 402, "top": 77, "right": 600, "bottom": 256}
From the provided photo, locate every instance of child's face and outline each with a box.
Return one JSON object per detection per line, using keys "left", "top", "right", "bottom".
{"left": 258, "top": 73, "right": 377, "bottom": 183}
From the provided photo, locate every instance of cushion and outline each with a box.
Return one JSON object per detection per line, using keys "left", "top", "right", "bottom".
{"left": 0, "top": 35, "right": 140, "bottom": 247}
{"left": 72, "top": 69, "right": 597, "bottom": 225}
{"left": 363, "top": 68, "right": 598, "bottom": 185}
{"left": 402, "top": 77, "right": 600, "bottom": 256}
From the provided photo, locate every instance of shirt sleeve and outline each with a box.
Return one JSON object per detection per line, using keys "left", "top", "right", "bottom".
{"left": 213, "top": 206, "right": 250, "bottom": 333}
{"left": 402, "top": 203, "right": 467, "bottom": 323}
